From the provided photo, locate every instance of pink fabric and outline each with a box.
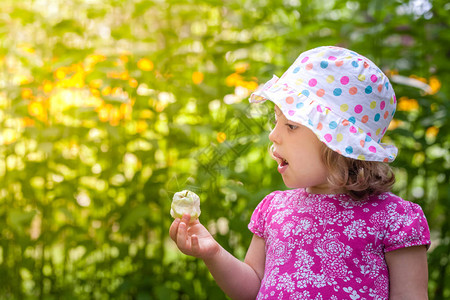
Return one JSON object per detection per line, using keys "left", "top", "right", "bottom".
{"left": 248, "top": 189, "right": 430, "bottom": 300}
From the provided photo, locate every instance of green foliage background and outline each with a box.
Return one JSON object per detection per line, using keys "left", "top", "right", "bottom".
{"left": 0, "top": 0, "right": 449, "bottom": 299}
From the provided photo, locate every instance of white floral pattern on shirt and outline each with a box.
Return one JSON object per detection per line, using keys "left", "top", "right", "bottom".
{"left": 248, "top": 189, "right": 430, "bottom": 300}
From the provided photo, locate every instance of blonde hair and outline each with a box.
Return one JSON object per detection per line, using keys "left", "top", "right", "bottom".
{"left": 321, "top": 144, "right": 395, "bottom": 200}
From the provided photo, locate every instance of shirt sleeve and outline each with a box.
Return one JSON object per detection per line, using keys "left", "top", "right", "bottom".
{"left": 248, "top": 192, "right": 277, "bottom": 239}
{"left": 383, "top": 199, "right": 431, "bottom": 253}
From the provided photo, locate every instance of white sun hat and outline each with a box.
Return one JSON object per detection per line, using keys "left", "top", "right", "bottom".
{"left": 250, "top": 46, "right": 398, "bottom": 162}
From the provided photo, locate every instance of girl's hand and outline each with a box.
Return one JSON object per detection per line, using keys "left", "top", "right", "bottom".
{"left": 169, "top": 214, "right": 220, "bottom": 260}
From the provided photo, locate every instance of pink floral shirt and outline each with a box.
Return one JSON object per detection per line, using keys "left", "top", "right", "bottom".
{"left": 248, "top": 189, "right": 430, "bottom": 300}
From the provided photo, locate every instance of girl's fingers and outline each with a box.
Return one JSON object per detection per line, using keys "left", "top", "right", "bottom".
{"left": 171, "top": 214, "right": 200, "bottom": 255}
{"left": 169, "top": 218, "right": 181, "bottom": 241}
{"left": 176, "top": 219, "right": 189, "bottom": 251}
{"left": 182, "top": 214, "right": 191, "bottom": 224}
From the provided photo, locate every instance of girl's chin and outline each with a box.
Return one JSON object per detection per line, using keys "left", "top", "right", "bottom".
{"left": 281, "top": 178, "right": 301, "bottom": 189}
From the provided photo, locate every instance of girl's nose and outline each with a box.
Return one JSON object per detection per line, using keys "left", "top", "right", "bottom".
{"left": 269, "top": 125, "right": 280, "bottom": 144}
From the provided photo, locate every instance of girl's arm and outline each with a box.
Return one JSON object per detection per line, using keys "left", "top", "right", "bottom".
{"left": 385, "top": 245, "right": 429, "bottom": 300}
{"left": 204, "top": 234, "right": 265, "bottom": 300}
{"left": 169, "top": 214, "right": 265, "bottom": 300}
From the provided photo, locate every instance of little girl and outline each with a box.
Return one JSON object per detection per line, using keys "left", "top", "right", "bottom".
{"left": 169, "top": 46, "right": 431, "bottom": 299}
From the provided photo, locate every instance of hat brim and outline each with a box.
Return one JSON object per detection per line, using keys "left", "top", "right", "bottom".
{"left": 250, "top": 75, "right": 398, "bottom": 162}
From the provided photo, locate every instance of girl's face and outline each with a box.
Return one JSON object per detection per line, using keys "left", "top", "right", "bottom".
{"left": 269, "top": 105, "right": 336, "bottom": 194}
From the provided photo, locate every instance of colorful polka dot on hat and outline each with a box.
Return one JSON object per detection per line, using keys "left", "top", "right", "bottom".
{"left": 250, "top": 46, "right": 398, "bottom": 162}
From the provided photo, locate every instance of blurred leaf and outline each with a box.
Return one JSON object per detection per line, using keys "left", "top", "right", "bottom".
{"left": 8, "top": 209, "right": 36, "bottom": 233}
{"left": 10, "top": 7, "right": 36, "bottom": 24}
{"left": 120, "top": 205, "right": 150, "bottom": 231}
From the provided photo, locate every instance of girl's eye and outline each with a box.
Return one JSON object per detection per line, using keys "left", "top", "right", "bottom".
{"left": 287, "top": 124, "right": 298, "bottom": 130}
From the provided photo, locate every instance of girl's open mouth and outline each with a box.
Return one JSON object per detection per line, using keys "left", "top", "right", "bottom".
{"left": 278, "top": 158, "right": 289, "bottom": 174}
{"left": 273, "top": 151, "right": 289, "bottom": 174}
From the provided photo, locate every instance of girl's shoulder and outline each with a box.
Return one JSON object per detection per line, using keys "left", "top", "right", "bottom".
{"left": 368, "top": 193, "right": 431, "bottom": 252}
{"left": 262, "top": 188, "right": 307, "bottom": 204}
{"left": 257, "top": 189, "right": 425, "bottom": 217}
{"left": 265, "top": 188, "right": 306, "bottom": 199}
{"left": 359, "top": 193, "right": 429, "bottom": 235}
{"left": 253, "top": 188, "right": 306, "bottom": 213}
{"left": 307, "top": 191, "right": 427, "bottom": 224}
{"left": 366, "top": 192, "right": 423, "bottom": 211}
{"left": 325, "top": 191, "right": 421, "bottom": 209}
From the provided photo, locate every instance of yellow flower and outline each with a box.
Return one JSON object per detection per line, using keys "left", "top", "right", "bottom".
{"left": 86, "top": 54, "right": 107, "bottom": 64}
{"left": 89, "top": 79, "right": 103, "bottom": 89}
{"left": 397, "top": 96, "right": 419, "bottom": 112}
{"left": 155, "top": 101, "right": 165, "bottom": 112}
{"left": 54, "top": 68, "right": 66, "bottom": 80}
{"left": 140, "top": 109, "right": 154, "bottom": 119}
{"left": 107, "top": 71, "right": 123, "bottom": 79}
{"left": 425, "top": 126, "right": 439, "bottom": 138}
{"left": 107, "top": 70, "right": 128, "bottom": 81}
{"left": 109, "top": 107, "right": 121, "bottom": 126}
{"left": 226, "top": 73, "right": 243, "bottom": 87}
{"left": 137, "top": 58, "right": 154, "bottom": 71}
{"left": 97, "top": 106, "right": 110, "bottom": 122}
{"left": 136, "top": 120, "right": 148, "bottom": 133}
{"left": 192, "top": 71, "right": 204, "bottom": 85}
{"left": 42, "top": 80, "right": 53, "bottom": 94}
{"left": 18, "top": 43, "right": 35, "bottom": 54}
{"left": 128, "top": 78, "right": 138, "bottom": 88}
{"left": 243, "top": 81, "right": 258, "bottom": 91}
{"left": 21, "top": 88, "right": 33, "bottom": 99}
{"left": 101, "top": 86, "right": 111, "bottom": 96}
{"left": 217, "top": 132, "right": 226, "bottom": 143}
{"left": 22, "top": 117, "right": 35, "bottom": 127}
{"left": 120, "top": 103, "right": 132, "bottom": 120}
{"left": 68, "top": 72, "right": 85, "bottom": 88}
{"left": 111, "top": 87, "right": 125, "bottom": 97}
{"left": 409, "top": 74, "right": 427, "bottom": 84}
{"left": 28, "top": 101, "right": 43, "bottom": 116}
{"left": 14, "top": 74, "right": 33, "bottom": 85}
{"left": 235, "top": 62, "right": 249, "bottom": 74}
{"left": 120, "top": 71, "right": 129, "bottom": 81}
{"left": 84, "top": 54, "right": 106, "bottom": 71}
{"left": 388, "top": 119, "right": 403, "bottom": 130}
{"left": 119, "top": 54, "right": 129, "bottom": 63}
{"left": 28, "top": 101, "right": 47, "bottom": 122}
{"left": 428, "top": 76, "right": 441, "bottom": 95}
